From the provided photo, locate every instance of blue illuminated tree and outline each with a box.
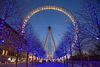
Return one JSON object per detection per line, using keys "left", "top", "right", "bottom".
{"left": 54, "top": 24, "right": 74, "bottom": 58}
{"left": 0, "top": 0, "right": 24, "bottom": 44}
{"left": 54, "top": 41, "right": 68, "bottom": 58}
{"left": 24, "top": 24, "right": 45, "bottom": 67}
{"left": 76, "top": 0, "right": 100, "bottom": 55}
{"left": 0, "top": 20, "right": 25, "bottom": 67}
{"left": 0, "top": 1, "right": 25, "bottom": 67}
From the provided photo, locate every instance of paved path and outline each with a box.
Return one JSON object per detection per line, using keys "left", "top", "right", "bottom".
{"left": 0, "top": 62, "right": 68, "bottom": 67}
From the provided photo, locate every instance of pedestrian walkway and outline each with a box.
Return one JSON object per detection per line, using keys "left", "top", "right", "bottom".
{"left": 0, "top": 62, "right": 68, "bottom": 67}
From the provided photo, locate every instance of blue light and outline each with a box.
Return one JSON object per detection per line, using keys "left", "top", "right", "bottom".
{"left": 6, "top": 31, "right": 9, "bottom": 34}
{"left": 0, "top": 39, "right": 2, "bottom": 44}
{"left": 98, "top": 21, "right": 100, "bottom": 25}
{"left": 0, "top": 39, "right": 4, "bottom": 44}
{"left": 1, "top": 20, "right": 4, "bottom": 23}
{"left": 94, "top": 15, "right": 97, "bottom": 18}
{"left": 0, "top": 24, "right": 4, "bottom": 26}
{"left": 9, "top": 5, "right": 12, "bottom": 9}
{"left": 0, "top": 27, "right": 3, "bottom": 29}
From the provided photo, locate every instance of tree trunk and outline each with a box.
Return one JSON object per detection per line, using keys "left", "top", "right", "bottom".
{"left": 71, "top": 52, "right": 73, "bottom": 67}
{"left": 79, "top": 49, "right": 83, "bottom": 67}
{"left": 70, "top": 46, "right": 73, "bottom": 67}
{"left": 32, "top": 55, "right": 33, "bottom": 65}
{"left": 26, "top": 53, "right": 29, "bottom": 67}
{"left": 15, "top": 51, "right": 18, "bottom": 67}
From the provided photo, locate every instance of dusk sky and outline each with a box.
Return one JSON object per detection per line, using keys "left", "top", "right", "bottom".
{"left": 0, "top": 0, "right": 100, "bottom": 66}
{"left": 1, "top": 0, "right": 99, "bottom": 48}
{"left": 3, "top": 0, "right": 99, "bottom": 50}
{"left": 21, "top": 0, "right": 83, "bottom": 48}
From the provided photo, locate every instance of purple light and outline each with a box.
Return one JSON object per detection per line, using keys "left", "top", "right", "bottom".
{"left": 2, "top": 40, "right": 4, "bottom": 42}
{"left": 0, "top": 39, "right": 4, "bottom": 43}
{"left": 96, "top": 37, "right": 99, "bottom": 40}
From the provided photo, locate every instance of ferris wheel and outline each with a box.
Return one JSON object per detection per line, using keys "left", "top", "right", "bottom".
{"left": 22, "top": 5, "right": 79, "bottom": 57}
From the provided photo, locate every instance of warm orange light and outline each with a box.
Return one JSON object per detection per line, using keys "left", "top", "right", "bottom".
{"left": 2, "top": 50, "right": 5, "bottom": 55}
{"left": 6, "top": 50, "right": 8, "bottom": 55}
{"left": 33, "top": 56, "right": 36, "bottom": 60}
